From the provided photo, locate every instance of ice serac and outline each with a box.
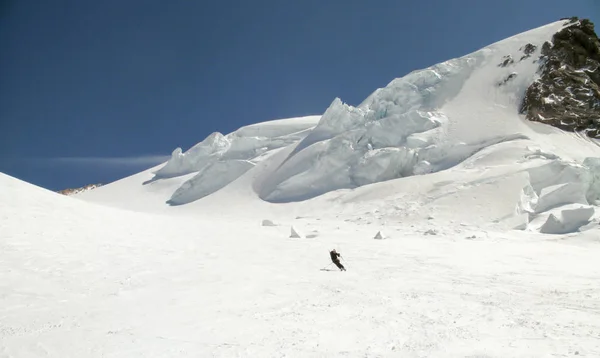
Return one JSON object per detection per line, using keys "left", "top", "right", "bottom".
{"left": 535, "top": 204, "right": 596, "bottom": 234}
{"left": 259, "top": 19, "right": 587, "bottom": 203}
{"left": 167, "top": 160, "right": 255, "bottom": 205}
{"left": 582, "top": 157, "right": 600, "bottom": 204}
{"left": 154, "top": 117, "right": 320, "bottom": 181}
{"left": 148, "top": 116, "right": 320, "bottom": 202}
{"left": 77, "top": 18, "right": 600, "bottom": 229}
{"left": 155, "top": 132, "right": 230, "bottom": 179}
{"left": 259, "top": 55, "right": 481, "bottom": 203}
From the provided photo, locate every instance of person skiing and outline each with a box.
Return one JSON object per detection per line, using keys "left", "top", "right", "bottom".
{"left": 329, "top": 249, "right": 346, "bottom": 271}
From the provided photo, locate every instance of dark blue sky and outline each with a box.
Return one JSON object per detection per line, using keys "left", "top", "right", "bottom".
{"left": 1, "top": 0, "right": 598, "bottom": 190}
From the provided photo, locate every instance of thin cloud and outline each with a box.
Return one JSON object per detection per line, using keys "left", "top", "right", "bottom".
{"left": 48, "top": 155, "right": 170, "bottom": 168}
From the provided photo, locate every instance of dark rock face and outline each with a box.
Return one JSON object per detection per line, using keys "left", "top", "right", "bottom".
{"left": 519, "top": 43, "right": 537, "bottom": 61}
{"left": 58, "top": 183, "right": 102, "bottom": 195}
{"left": 499, "top": 55, "right": 514, "bottom": 67}
{"left": 497, "top": 72, "right": 518, "bottom": 87}
{"left": 520, "top": 18, "right": 600, "bottom": 137}
{"left": 522, "top": 43, "right": 537, "bottom": 56}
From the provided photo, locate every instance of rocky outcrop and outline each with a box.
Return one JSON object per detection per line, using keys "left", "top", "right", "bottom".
{"left": 520, "top": 17, "right": 600, "bottom": 137}
{"left": 58, "top": 183, "right": 102, "bottom": 196}
{"left": 497, "top": 72, "right": 518, "bottom": 86}
{"left": 499, "top": 55, "right": 515, "bottom": 68}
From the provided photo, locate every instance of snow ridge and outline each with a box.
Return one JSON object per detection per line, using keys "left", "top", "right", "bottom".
{"left": 256, "top": 21, "right": 566, "bottom": 203}
{"left": 77, "top": 19, "right": 600, "bottom": 235}
{"left": 151, "top": 116, "right": 321, "bottom": 204}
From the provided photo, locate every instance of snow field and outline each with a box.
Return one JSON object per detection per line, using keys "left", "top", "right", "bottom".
{"left": 5, "top": 18, "right": 600, "bottom": 358}
{"left": 2, "top": 173, "right": 600, "bottom": 357}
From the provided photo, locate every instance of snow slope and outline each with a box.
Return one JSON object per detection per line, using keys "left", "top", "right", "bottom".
{"left": 79, "top": 19, "right": 600, "bottom": 234}
{"left": 3, "top": 172, "right": 600, "bottom": 357}
{"left": 4, "top": 19, "right": 600, "bottom": 357}
{"left": 257, "top": 20, "right": 597, "bottom": 203}
{"left": 78, "top": 115, "right": 320, "bottom": 212}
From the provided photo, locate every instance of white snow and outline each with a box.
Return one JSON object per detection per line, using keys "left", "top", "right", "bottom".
{"left": 4, "top": 172, "right": 600, "bottom": 357}
{"left": 3, "top": 19, "right": 600, "bottom": 357}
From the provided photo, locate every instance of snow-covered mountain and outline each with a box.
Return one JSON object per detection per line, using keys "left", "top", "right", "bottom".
{"left": 3, "top": 18, "right": 600, "bottom": 357}
{"left": 78, "top": 18, "right": 600, "bottom": 234}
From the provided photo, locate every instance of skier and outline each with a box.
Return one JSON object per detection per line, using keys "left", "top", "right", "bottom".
{"left": 329, "top": 249, "right": 346, "bottom": 271}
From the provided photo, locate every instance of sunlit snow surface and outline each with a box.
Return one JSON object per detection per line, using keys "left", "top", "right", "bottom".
{"left": 3, "top": 172, "right": 600, "bottom": 357}
{"left": 2, "top": 19, "right": 600, "bottom": 357}
{"left": 80, "top": 19, "right": 600, "bottom": 234}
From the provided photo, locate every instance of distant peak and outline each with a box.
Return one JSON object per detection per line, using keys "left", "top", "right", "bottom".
{"left": 58, "top": 183, "right": 103, "bottom": 196}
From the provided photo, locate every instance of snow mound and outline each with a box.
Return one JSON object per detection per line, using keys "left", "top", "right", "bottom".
{"left": 2, "top": 172, "right": 76, "bottom": 208}
{"left": 289, "top": 226, "right": 301, "bottom": 238}
{"left": 262, "top": 219, "right": 277, "bottom": 227}
{"left": 536, "top": 205, "right": 595, "bottom": 234}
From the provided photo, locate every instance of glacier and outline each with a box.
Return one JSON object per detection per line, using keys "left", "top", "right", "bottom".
{"left": 76, "top": 19, "right": 600, "bottom": 235}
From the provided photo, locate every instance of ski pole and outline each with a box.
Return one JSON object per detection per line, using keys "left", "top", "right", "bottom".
{"left": 321, "top": 262, "right": 334, "bottom": 270}
{"left": 341, "top": 256, "right": 355, "bottom": 267}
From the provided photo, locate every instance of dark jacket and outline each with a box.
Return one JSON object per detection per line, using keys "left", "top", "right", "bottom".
{"left": 330, "top": 250, "right": 341, "bottom": 262}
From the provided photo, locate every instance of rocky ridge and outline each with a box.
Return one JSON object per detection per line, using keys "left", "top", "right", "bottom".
{"left": 520, "top": 17, "right": 600, "bottom": 137}
{"left": 58, "top": 183, "right": 103, "bottom": 196}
